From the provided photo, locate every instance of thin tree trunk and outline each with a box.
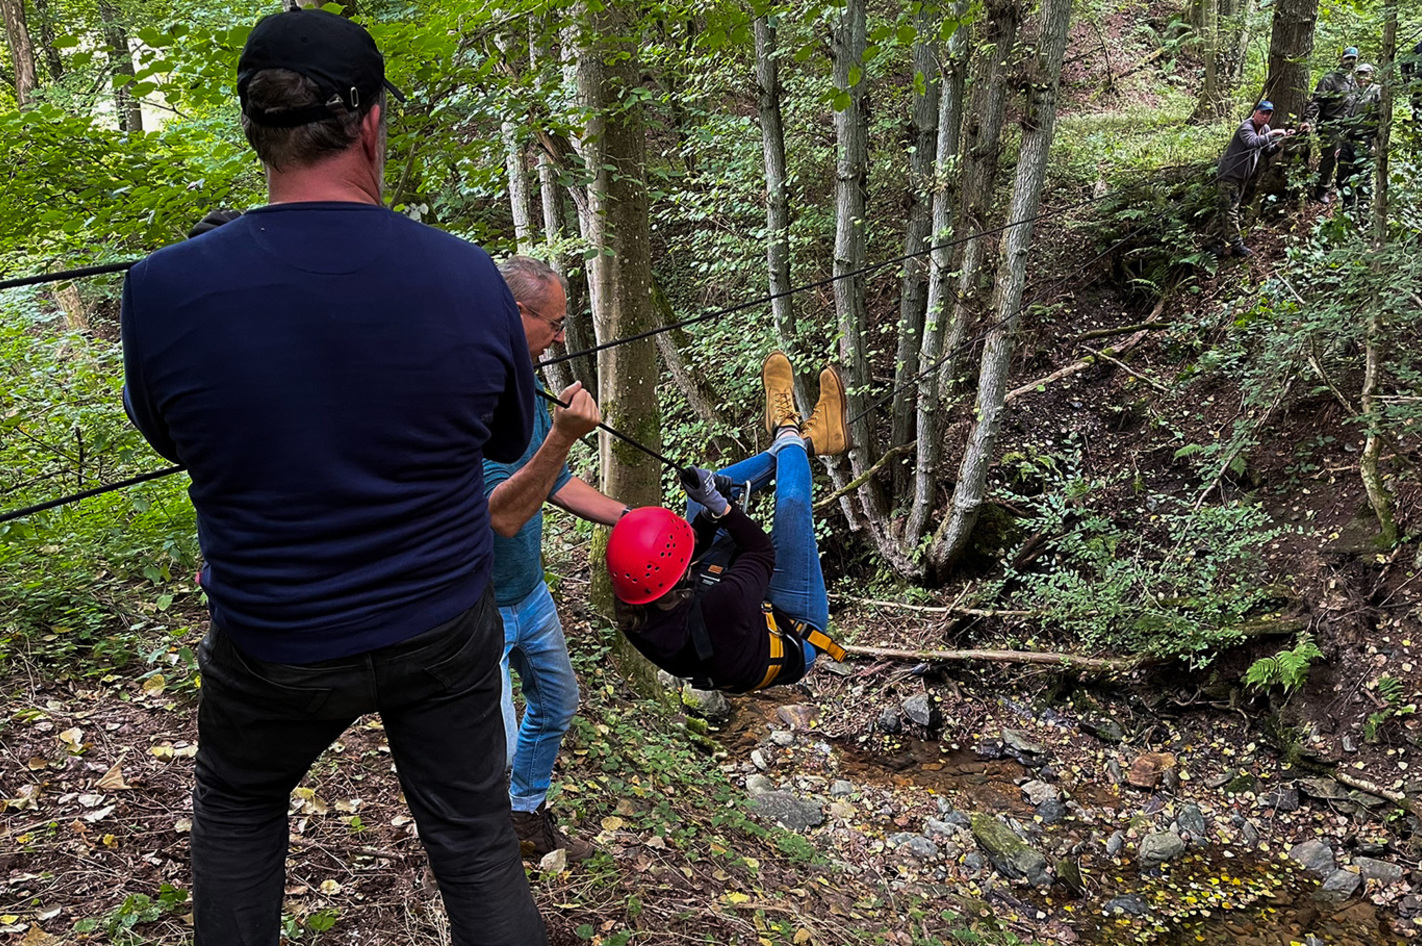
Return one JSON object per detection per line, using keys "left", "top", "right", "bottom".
{"left": 1259, "top": 0, "right": 1317, "bottom": 127}
{"left": 1221, "top": 0, "right": 1253, "bottom": 86}
{"left": 30, "top": 0, "right": 61, "bottom": 82}
{"left": 890, "top": 13, "right": 940, "bottom": 492}
{"left": 908, "top": 7, "right": 969, "bottom": 544}
{"left": 578, "top": 2, "right": 664, "bottom": 695}
{"left": 98, "top": 0, "right": 141, "bottom": 132}
{"left": 1191, "top": 0, "right": 1221, "bottom": 121}
{"left": 1361, "top": 0, "right": 1398, "bottom": 548}
{"left": 650, "top": 280, "right": 737, "bottom": 458}
{"left": 502, "top": 122, "right": 536, "bottom": 253}
{"left": 0, "top": 0, "right": 38, "bottom": 106}
{"left": 931, "top": 0, "right": 1073, "bottom": 573}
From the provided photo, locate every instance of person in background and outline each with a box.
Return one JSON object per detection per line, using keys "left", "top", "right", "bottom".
{"left": 1339, "top": 62, "right": 1382, "bottom": 209}
{"left": 120, "top": 10, "right": 546, "bottom": 944}
{"left": 1306, "top": 46, "right": 1361, "bottom": 202}
{"left": 486, "top": 256, "right": 628, "bottom": 863}
{"left": 1207, "top": 101, "right": 1289, "bottom": 259}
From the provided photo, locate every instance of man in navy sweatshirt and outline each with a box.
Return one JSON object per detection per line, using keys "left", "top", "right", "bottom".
{"left": 119, "top": 10, "right": 545, "bottom": 944}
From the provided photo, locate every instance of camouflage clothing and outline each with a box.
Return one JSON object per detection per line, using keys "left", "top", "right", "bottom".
{"left": 1208, "top": 180, "right": 1246, "bottom": 248}
{"left": 1308, "top": 69, "right": 1358, "bottom": 194}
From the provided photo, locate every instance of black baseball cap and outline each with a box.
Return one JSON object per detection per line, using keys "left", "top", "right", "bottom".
{"left": 237, "top": 9, "right": 406, "bottom": 127}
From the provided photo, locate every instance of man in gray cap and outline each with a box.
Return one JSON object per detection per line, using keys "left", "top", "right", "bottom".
{"left": 120, "top": 9, "right": 546, "bottom": 944}
{"left": 1305, "top": 46, "right": 1361, "bottom": 202}
{"left": 1207, "top": 101, "right": 1290, "bottom": 258}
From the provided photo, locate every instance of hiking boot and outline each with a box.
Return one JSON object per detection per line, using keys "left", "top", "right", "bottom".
{"left": 800, "top": 366, "right": 851, "bottom": 457}
{"left": 511, "top": 803, "right": 595, "bottom": 863}
{"left": 1207, "top": 244, "right": 1227, "bottom": 259}
{"left": 762, "top": 351, "right": 800, "bottom": 435}
{"left": 1230, "top": 241, "right": 1253, "bottom": 258}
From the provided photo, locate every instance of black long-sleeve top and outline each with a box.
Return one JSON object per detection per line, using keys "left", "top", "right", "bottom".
{"left": 623, "top": 505, "right": 780, "bottom": 691}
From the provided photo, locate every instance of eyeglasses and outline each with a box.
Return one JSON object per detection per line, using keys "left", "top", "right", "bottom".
{"left": 519, "top": 301, "right": 567, "bottom": 334}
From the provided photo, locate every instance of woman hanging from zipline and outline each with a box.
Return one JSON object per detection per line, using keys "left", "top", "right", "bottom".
{"left": 606, "top": 352, "right": 850, "bottom": 692}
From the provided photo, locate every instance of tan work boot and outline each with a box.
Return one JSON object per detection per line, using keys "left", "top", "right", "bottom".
{"left": 762, "top": 351, "right": 801, "bottom": 436}
{"left": 800, "top": 366, "right": 851, "bottom": 457}
{"left": 511, "top": 803, "right": 596, "bottom": 863}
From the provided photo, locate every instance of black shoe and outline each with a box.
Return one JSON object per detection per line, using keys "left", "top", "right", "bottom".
{"left": 1230, "top": 242, "right": 1253, "bottom": 258}
{"left": 511, "top": 803, "right": 596, "bottom": 862}
{"left": 1207, "top": 244, "right": 1227, "bottom": 259}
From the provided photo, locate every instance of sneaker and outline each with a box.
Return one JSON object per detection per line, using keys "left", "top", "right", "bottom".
{"left": 762, "top": 351, "right": 800, "bottom": 435}
{"left": 1230, "top": 241, "right": 1253, "bottom": 258}
{"left": 510, "top": 803, "right": 595, "bottom": 862}
{"left": 800, "top": 366, "right": 851, "bottom": 457}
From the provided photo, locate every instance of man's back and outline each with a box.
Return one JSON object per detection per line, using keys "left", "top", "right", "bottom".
{"left": 122, "top": 202, "right": 534, "bottom": 663}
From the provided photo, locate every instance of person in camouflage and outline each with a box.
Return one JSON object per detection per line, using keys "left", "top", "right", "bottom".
{"left": 1207, "top": 101, "right": 1290, "bottom": 258}
{"left": 1305, "top": 46, "right": 1360, "bottom": 202}
{"left": 1338, "top": 62, "right": 1382, "bottom": 209}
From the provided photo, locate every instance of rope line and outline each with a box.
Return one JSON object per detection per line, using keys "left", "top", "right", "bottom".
{"left": 0, "top": 260, "right": 136, "bottom": 291}
{"left": 0, "top": 465, "right": 186, "bottom": 525}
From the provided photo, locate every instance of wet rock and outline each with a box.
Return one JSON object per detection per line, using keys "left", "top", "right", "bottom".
{"left": 1036, "top": 800, "right": 1067, "bottom": 826}
{"left": 1080, "top": 717, "right": 1125, "bottom": 743}
{"left": 1355, "top": 840, "right": 1387, "bottom": 856}
{"left": 1105, "top": 759, "right": 1124, "bottom": 785}
{"left": 831, "top": 779, "right": 855, "bottom": 798}
{"left": 970, "top": 812, "right": 1050, "bottom": 886}
{"left": 745, "top": 774, "right": 776, "bottom": 795}
{"left": 777, "top": 704, "right": 819, "bottom": 730}
{"left": 1290, "top": 839, "right": 1335, "bottom": 877}
{"left": 681, "top": 685, "right": 730, "bottom": 722}
{"left": 748, "top": 792, "right": 824, "bottom": 833}
{"left": 1177, "top": 802, "right": 1208, "bottom": 844}
{"left": 902, "top": 693, "right": 942, "bottom": 728}
{"left": 1001, "top": 729, "right": 1046, "bottom": 757}
{"left": 877, "top": 707, "right": 902, "bottom": 734}
{"left": 1260, "top": 786, "right": 1300, "bottom": 812}
{"left": 1055, "top": 858, "right": 1085, "bottom": 897}
{"left": 1127, "top": 752, "right": 1177, "bottom": 790}
{"left": 1355, "top": 856, "right": 1405, "bottom": 885}
{"left": 1102, "top": 894, "right": 1149, "bottom": 916}
{"left": 889, "top": 833, "right": 939, "bottom": 860}
{"left": 1020, "top": 779, "right": 1059, "bottom": 806}
{"left": 769, "top": 731, "right": 795, "bottom": 747}
{"left": 1318, "top": 868, "right": 1361, "bottom": 900}
{"left": 1138, "top": 831, "right": 1186, "bottom": 868}
{"left": 924, "top": 818, "right": 964, "bottom": 840}
{"left": 1105, "top": 831, "right": 1125, "bottom": 857}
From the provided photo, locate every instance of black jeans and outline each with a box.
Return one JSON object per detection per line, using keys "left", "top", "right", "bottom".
{"left": 191, "top": 589, "right": 546, "bottom": 945}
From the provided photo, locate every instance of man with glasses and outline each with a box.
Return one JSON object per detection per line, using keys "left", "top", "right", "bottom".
{"left": 486, "top": 256, "right": 630, "bottom": 861}
{"left": 1306, "top": 46, "right": 1361, "bottom": 202}
{"left": 1207, "top": 100, "right": 1290, "bottom": 259}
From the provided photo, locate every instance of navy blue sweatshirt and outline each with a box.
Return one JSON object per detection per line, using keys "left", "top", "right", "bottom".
{"left": 121, "top": 202, "right": 535, "bottom": 663}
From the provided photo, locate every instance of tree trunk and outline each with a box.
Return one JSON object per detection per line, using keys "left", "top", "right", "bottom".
{"left": 30, "top": 0, "right": 61, "bottom": 82}
{"left": 578, "top": 1, "right": 664, "bottom": 694}
{"left": 1193, "top": 0, "right": 1254, "bottom": 121}
{"left": 650, "top": 280, "right": 737, "bottom": 458}
{"left": 908, "top": 6, "right": 969, "bottom": 545}
{"left": 754, "top": 14, "right": 811, "bottom": 412}
{"left": 890, "top": 12, "right": 941, "bottom": 492}
{"left": 1191, "top": 0, "right": 1221, "bottom": 121}
{"left": 502, "top": 123, "right": 536, "bottom": 253}
{"left": 930, "top": 0, "right": 1073, "bottom": 573}
{"left": 0, "top": 0, "right": 38, "bottom": 106}
{"left": 1220, "top": 0, "right": 1253, "bottom": 86}
{"left": 1361, "top": 0, "right": 1398, "bottom": 548}
{"left": 98, "top": 0, "right": 141, "bottom": 132}
{"left": 1260, "top": 0, "right": 1317, "bottom": 127}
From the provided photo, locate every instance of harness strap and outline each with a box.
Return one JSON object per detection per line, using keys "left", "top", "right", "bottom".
{"left": 781, "top": 615, "right": 848, "bottom": 663}
{"left": 753, "top": 602, "right": 789, "bottom": 691}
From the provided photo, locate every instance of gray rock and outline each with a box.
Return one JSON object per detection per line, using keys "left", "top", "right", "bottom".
{"left": 1318, "top": 868, "right": 1361, "bottom": 900}
{"left": 888, "top": 833, "right": 939, "bottom": 860}
{"left": 942, "top": 809, "right": 971, "bottom": 827}
{"left": 751, "top": 749, "right": 767, "bottom": 770}
{"left": 1260, "top": 786, "right": 1300, "bottom": 812}
{"left": 924, "top": 818, "right": 963, "bottom": 840}
{"left": 1105, "top": 831, "right": 1125, "bottom": 857}
{"left": 745, "top": 774, "right": 776, "bottom": 796}
{"left": 970, "top": 812, "right": 1050, "bottom": 887}
{"left": 1036, "top": 800, "right": 1067, "bottom": 826}
{"left": 935, "top": 796, "right": 955, "bottom": 816}
{"left": 1001, "top": 729, "right": 1046, "bottom": 757}
{"left": 1103, "top": 894, "right": 1149, "bottom": 916}
{"left": 1105, "top": 759, "right": 1124, "bottom": 785}
{"left": 962, "top": 852, "right": 987, "bottom": 874}
{"left": 748, "top": 792, "right": 824, "bottom": 833}
{"left": 1289, "top": 839, "right": 1335, "bottom": 877}
{"left": 1020, "top": 779, "right": 1060, "bottom": 807}
{"left": 656, "top": 669, "right": 685, "bottom": 690}
{"left": 831, "top": 779, "right": 855, "bottom": 798}
{"left": 1241, "top": 820, "right": 1261, "bottom": 846}
{"left": 681, "top": 685, "right": 730, "bottom": 722}
{"left": 902, "top": 693, "right": 942, "bottom": 728}
{"left": 1355, "top": 856, "right": 1405, "bottom": 885}
{"left": 769, "top": 730, "right": 795, "bottom": 747}
{"left": 1177, "top": 802, "right": 1208, "bottom": 844}
{"left": 1138, "top": 831, "right": 1186, "bottom": 868}
{"left": 1082, "top": 717, "right": 1125, "bottom": 743}
{"left": 1398, "top": 893, "right": 1422, "bottom": 918}
{"left": 877, "top": 707, "right": 902, "bottom": 734}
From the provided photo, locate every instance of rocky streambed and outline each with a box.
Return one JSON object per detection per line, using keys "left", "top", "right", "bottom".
{"left": 678, "top": 680, "right": 1419, "bottom": 945}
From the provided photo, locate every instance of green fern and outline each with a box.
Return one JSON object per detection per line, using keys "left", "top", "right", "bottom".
{"left": 1245, "top": 635, "right": 1323, "bottom": 693}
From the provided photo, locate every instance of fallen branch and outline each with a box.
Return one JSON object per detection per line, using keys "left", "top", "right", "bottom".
{"left": 828, "top": 592, "right": 1032, "bottom": 618}
{"left": 1006, "top": 329, "right": 1151, "bottom": 404}
{"left": 1073, "top": 320, "right": 1171, "bottom": 343}
{"left": 1331, "top": 769, "right": 1422, "bottom": 822}
{"left": 839, "top": 644, "right": 1138, "bottom": 672}
{"left": 1082, "top": 345, "right": 1170, "bottom": 392}
{"left": 813, "top": 443, "right": 914, "bottom": 511}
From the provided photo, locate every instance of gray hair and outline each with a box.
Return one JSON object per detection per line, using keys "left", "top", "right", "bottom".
{"left": 497, "top": 255, "right": 568, "bottom": 308}
{"left": 241, "top": 68, "right": 385, "bottom": 171}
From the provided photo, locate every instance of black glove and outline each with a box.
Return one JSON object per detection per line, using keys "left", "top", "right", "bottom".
{"left": 187, "top": 208, "right": 242, "bottom": 239}
{"left": 680, "top": 467, "right": 729, "bottom": 517}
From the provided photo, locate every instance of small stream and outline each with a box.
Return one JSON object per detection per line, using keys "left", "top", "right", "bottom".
{"left": 714, "top": 695, "right": 1406, "bottom": 945}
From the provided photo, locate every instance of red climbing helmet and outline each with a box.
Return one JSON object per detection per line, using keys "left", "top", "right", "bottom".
{"left": 607, "top": 507, "right": 695, "bottom": 605}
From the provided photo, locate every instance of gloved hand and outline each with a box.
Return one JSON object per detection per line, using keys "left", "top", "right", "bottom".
{"left": 681, "top": 467, "right": 729, "bottom": 517}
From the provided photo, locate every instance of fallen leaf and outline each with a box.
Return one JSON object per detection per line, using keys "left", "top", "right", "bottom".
{"left": 174, "top": 818, "right": 192, "bottom": 834}
{"left": 142, "top": 675, "right": 167, "bottom": 697}
{"left": 600, "top": 815, "right": 625, "bottom": 832}
{"left": 82, "top": 804, "right": 115, "bottom": 823}
{"left": 726, "top": 891, "right": 750, "bottom": 904}
{"left": 150, "top": 744, "right": 175, "bottom": 762}
{"left": 333, "top": 798, "right": 360, "bottom": 813}
{"left": 318, "top": 879, "right": 342, "bottom": 895}
{"left": 19, "top": 924, "right": 58, "bottom": 946}
{"left": 57, "top": 728, "right": 83, "bottom": 752}
{"left": 96, "top": 764, "right": 129, "bottom": 791}
{"left": 77, "top": 793, "right": 105, "bottom": 808}
{"left": 538, "top": 848, "right": 567, "bottom": 873}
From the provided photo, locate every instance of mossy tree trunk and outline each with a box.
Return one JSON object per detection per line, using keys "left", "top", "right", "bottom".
{"left": 1259, "top": 0, "right": 1317, "bottom": 127}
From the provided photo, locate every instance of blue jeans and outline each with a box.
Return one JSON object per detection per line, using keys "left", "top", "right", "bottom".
{"left": 686, "top": 440, "right": 826, "bottom": 670}
{"left": 498, "top": 582, "right": 579, "bottom": 813}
